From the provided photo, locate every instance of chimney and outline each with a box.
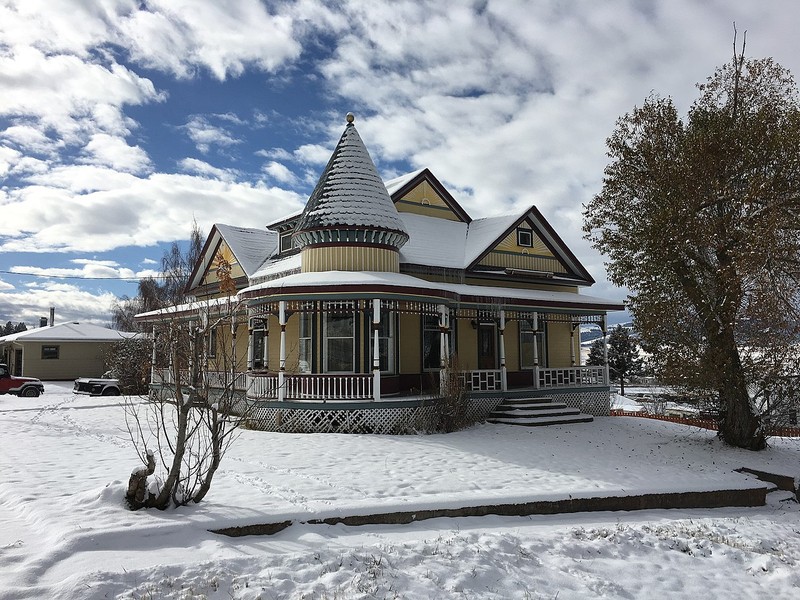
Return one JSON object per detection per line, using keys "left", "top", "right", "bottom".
{"left": 49, "top": 307, "right": 55, "bottom": 327}
{"left": 39, "top": 317, "right": 47, "bottom": 328}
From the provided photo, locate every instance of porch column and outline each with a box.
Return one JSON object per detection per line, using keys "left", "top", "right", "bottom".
{"left": 247, "top": 315, "right": 255, "bottom": 371}
{"left": 532, "top": 312, "right": 540, "bottom": 389}
{"left": 499, "top": 309, "right": 507, "bottom": 392}
{"left": 438, "top": 304, "right": 449, "bottom": 397}
{"left": 262, "top": 313, "right": 270, "bottom": 371}
{"left": 570, "top": 320, "right": 576, "bottom": 366}
{"left": 372, "top": 299, "right": 381, "bottom": 402}
{"left": 601, "top": 314, "right": 609, "bottom": 387}
{"left": 278, "top": 300, "right": 286, "bottom": 402}
{"left": 150, "top": 324, "right": 157, "bottom": 384}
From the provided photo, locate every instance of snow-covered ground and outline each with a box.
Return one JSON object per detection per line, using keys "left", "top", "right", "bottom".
{"left": 1, "top": 382, "right": 799, "bottom": 599}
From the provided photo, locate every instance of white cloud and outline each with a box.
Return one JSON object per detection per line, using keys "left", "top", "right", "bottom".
{"left": 0, "top": 279, "right": 14, "bottom": 291}
{"left": 0, "top": 45, "right": 163, "bottom": 148}
{"left": 293, "top": 143, "right": 332, "bottom": 165}
{"left": 178, "top": 157, "right": 237, "bottom": 181}
{"left": 81, "top": 133, "right": 152, "bottom": 174}
{"left": 182, "top": 116, "right": 240, "bottom": 154}
{"left": 263, "top": 161, "right": 298, "bottom": 185}
{"left": 0, "top": 171, "right": 305, "bottom": 253}
{"left": 117, "top": 0, "right": 302, "bottom": 80}
{"left": 0, "top": 281, "right": 119, "bottom": 327}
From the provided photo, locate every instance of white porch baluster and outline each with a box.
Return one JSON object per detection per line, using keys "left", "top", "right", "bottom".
{"left": 279, "top": 300, "right": 286, "bottom": 402}
{"left": 372, "top": 298, "right": 381, "bottom": 402}
{"left": 499, "top": 309, "right": 507, "bottom": 392}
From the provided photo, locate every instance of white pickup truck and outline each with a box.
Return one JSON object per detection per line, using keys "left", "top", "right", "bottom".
{"left": 73, "top": 374, "right": 121, "bottom": 396}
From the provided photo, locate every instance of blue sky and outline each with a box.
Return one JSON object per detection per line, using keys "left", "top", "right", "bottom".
{"left": 2, "top": 0, "right": 799, "bottom": 327}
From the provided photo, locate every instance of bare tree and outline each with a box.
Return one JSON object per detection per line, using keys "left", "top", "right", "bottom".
{"left": 124, "top": 263, "right": 252, "bottom": 509}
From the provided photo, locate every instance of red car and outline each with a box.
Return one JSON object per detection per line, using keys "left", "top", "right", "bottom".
{"left": 0, "top": 363, "right": 45, "bottom": 397}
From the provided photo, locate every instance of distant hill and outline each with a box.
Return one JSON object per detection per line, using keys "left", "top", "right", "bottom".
{"left": 580, "top": 322, "right": 635, "bottom": 345}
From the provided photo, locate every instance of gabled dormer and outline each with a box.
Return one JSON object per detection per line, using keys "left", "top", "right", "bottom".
{"left": 466, "top": 207, "right": 595, "bottom": 286}
{"left": 186, "top": 224, "right": 277, "bottom": 299}
{"left": 386, "top": 168, "right": 472, "bottom": 223}
{"left": 266, "top": 211, "right": 302, "bottom": 257}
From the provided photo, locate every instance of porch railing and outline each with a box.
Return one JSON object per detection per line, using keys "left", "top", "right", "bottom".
{"left": 247, "top": 373, "right": 373, "bottom": 401}
{"left": 152, "top": 368, "right": 247, "bottom": 391}
{"left": 538, "top": 366, "right": 606, "bottom": 389}
{"left": 460, "top": 369, "right": 503, "bottom": 392}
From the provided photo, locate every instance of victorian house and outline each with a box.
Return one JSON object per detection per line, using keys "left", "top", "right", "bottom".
{"left": 136, "top": 114, "right": 624, "bottom": 433}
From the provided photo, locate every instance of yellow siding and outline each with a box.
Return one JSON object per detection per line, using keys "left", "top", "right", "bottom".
{"left": 546, "top": 321, "right": 578, "bottom": 368}
{"left": 20, "top": 341, "right": 113, "bottom": 380}
{"left": 495, "top": 225, "right": 553, "bottom": 255}
{"left": 206, "top": 321, "right": 249, "bottom": 373}
{"left": 301, "top": 246, "right": 399, "bottom": 273}
{"left": 455, "top": 319, "right": 478, "bottom": 371}
{"left": 201, "top": 241, "right": 246, "bottom": 288}
{"left": 394, "top": 181, "right": 462, "bottom": 221}
{"left": 398, "top": 313, "right": 420, "bottom": 374}
{"left": 504, "top": 320, "right": 520, "bottom": 370}
{"left": 478, "top": 252, "right": 565, "bottom": 273}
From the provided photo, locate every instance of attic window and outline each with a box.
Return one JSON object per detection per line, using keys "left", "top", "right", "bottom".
{"left": 517, "top": 229, "right": 533, "bottom": 248}
{"left": 280, "top": 232, "right": 294, "bottom": 253}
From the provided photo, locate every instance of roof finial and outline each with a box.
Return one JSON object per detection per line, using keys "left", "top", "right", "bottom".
{"left": 346, "top": 112, "right": 355, "bottom": 124}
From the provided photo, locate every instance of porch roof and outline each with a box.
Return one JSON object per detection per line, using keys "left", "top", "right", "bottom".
{"left": 239, "top": 270, "right": 625, "bottom": 313}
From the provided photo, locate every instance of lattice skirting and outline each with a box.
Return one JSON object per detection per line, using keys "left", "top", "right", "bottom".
{"left": 547, "top": 388, "right": 611, "bottom": 416}
{"left": 247, "top": 396, "right": 504, "bottom": 434}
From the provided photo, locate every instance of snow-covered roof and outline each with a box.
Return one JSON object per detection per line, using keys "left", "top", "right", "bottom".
{"left": 399, "top": 213, "right": 467, "bottom": 268}
{"left": 214, "top": 223, "right": 276, "bottom": 277}
{"left": 239, "top": 270, "right": 623, "bottom": 311}
{"left": 294, "top": 115, "right": 409, "bottom": 243}
{"left": 384, "top": 168, "right": 425, "bottom": 196}
{"left": 250, "top": 252, "right": 302, "bottom": 283}
{"left": 0, "top": 322, "right": 138, "bottom": 343}
{"left": 464, "top": 213, "right": 522, "bottom": 266}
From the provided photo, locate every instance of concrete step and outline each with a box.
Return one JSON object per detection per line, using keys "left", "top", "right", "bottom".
{"left": 490, "top": 401, "right": 571, "bottom": 414}
{"left": 487, "top": 397, "right": 593, "bottom": 427}
{"left": 487, "top": 413, "right": 594, "bottom": 427}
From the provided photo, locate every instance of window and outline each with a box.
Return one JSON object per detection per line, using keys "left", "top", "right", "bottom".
{"left": 324, "top": 306, "right": 354, "bottom": 372}
{"left": 517, "top": 228, "right": 533, "bottom": 247}
{"left": 422, "top": 314, "right": 453, "bottom": 370}
{"left": 280, "top": 232, "right": 294, "bottom": 254}
{"left": 298, "top": 312, "right": 313, "bottom": 373}
{"left": 520, "top": 321, "right": 546, "bottom": 368}
{"left": 252, "top": 327, "right": 267, "bottom": 370}
{"left": 369, "top": 309, "right": 395, "bottom": 373}
{"left": 41, "top": 345, "right": 59, "bottom": 360}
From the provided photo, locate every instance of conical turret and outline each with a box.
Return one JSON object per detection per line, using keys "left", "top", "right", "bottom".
{"left": 294, "top": 114, "right": 409, "bottom": 273}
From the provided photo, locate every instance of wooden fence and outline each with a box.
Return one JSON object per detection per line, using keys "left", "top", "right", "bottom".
{"left": 610, "top": 410, "right": 800, "bottom": 438}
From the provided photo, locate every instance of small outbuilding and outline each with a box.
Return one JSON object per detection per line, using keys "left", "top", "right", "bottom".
{"left": 0, "top": 322, "right": 137, "bottom": 380}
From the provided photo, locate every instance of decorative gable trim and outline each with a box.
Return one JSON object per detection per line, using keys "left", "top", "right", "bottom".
{"left": 388, "top": 168, "right": 472, "bottom": 224}
{"left": 467, "top": 207, "right": 595, "bottom": 285}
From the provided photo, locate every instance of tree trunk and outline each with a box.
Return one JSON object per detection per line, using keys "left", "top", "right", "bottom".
{"left": 713, "top": 326, "right": 765, "bottom": 450}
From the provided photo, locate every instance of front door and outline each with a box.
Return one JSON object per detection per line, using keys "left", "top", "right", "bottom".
{"left": 477, "top": 324, "right": 496, "bottom": 370}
